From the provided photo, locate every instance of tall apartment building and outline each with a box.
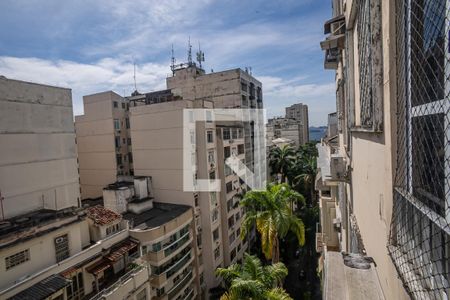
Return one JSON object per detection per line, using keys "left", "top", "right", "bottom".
{"left": 0, "top": 77, "right": 151, "bottom": 300}
{"left": 128, "top": 96, "right": 249, "bottom": 297}
{"left": 75, "top": 91, "right": 132, "bottom": 199}
{"left": 317, "top": 0, "right": 449, "bottom": 299}
{"left": 266, "top": 103, "right": 309, "bottom": 147}
{"left": 285, "top": 103, "right": 309, "bottom": 142}
{"left": 75, "top": 64, "right": 263, "bottom": 297}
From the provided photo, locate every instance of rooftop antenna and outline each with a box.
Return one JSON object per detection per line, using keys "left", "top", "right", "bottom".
{"left": 133, "top": 60, "right": 137, "bottom": 92}
{"left": 196, "top": 42, "right": 205, "bottom": 69}
{"left": 171, "top": 44, "right": 176, "bottom": 76}
{"left": 187, "top": 37, "right": 193, "bottom": 66}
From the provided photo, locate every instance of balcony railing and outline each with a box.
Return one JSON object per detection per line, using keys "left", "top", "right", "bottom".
{"left": 168, "top": 271, "right": 193, "bottom": 300}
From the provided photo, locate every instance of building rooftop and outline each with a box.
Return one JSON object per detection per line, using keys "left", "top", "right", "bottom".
{"left": 8, "top": 274, "right": 70, "bottom": 300}
{"left": 123, "top": 202, "right": 191, "bottom": 230}
{"left": 0, "top": 207, "right": 83, "bottom": 250}
{"left": 86, "top": 205, "right": 122, "bottom": 226}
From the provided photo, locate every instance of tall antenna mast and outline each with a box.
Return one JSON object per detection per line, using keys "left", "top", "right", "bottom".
{"left": 133, "top": 61, "right": 137, "bottom": 91}
{"left": 187, "top": 37, "right": 193, "bottom": 66}
{"left": 196, "top": 42, "right": 205, "bottom": 69}
{"left": 171, "top": 44, "right": 176, "bottom": 76}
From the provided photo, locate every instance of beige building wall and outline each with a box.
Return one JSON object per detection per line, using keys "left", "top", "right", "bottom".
{"left": 317, "top": 0, "right": 409, "bottom": 299}
{"left": 0, "top": 77, "right": 80, "bottom": 219}
{"left": 75, "top": 91, "right": 131, "bottom": 199}
{"left": 130, "top": 99, "right": 223, "bottom": 293}
{"left": 0, "top": 218, "right": 87, "bottom": 290}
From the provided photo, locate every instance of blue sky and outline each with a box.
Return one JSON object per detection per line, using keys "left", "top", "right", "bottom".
{"left": 0, "top": 0, "right": 334, "bottom": 125}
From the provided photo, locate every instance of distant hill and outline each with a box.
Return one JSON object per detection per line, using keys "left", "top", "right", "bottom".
{"left": 309, "top": 126, "right": 327, "bottom": 141}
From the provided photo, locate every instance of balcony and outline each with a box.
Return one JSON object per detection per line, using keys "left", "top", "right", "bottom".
{"left": 91, "top": 263, "right": 149, "bottom": 300}
{"left": 146, "top": 232, "right": 192, "bottom": 262}
{"left": 168, "top": 270, "right": 194, "bottom": 300}
{"left": 151, "top": 249, "right": 193, "bottom": 286}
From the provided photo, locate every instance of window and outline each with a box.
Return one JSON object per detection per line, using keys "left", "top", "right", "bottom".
{"left": 116, "top": 154, "right": 122, "bottom": 165}
{"left": 115, "top": 136, "right": 120, "bottom": 148}
{"left": 228, "top": 216, "right": 234, "bottom": 228}
{"left": 121, "top": 102, "right": 125, "bottom": 109}
{"left": 152, "top": 242, "right": 162, "bottom": 252}
{"left": 125, "top": 118, "right": 130, "bottom": 129}
{"left": 238, "top": 129, "right": 243, "bottom": 138}
{"left": 229, "top": 232, "right": 235, "bottom": 244}
{"left": 213, "top": 229, "right": 219, "bottom": 241}
{"left": 197, "top": 234, "right": 202, "bottom": 247}
{"left": 5, "top": 249, "right": 30, "bottom": 270}
{"left": 54, "top": 234, "right": 69, "bottom": 262}
{"left": 230, "top": 248, "right": 236, "bottom": 261}
{"left": 136, "top": 289, "right": 147, "bottom": 300}
{"left": 207, "top": 131, "right": 214, "bottom": 143}
{"left": 122, "top": 138, "right": 126, "bottom": 144}
{"left": 208, "top": 151, "right": 215, "bottom": 164}
{"left": 206, "top": 110, "right": 213, "bottom": 122}
{"left": 238, "top": 144, "right": 244, "bottom": 154}
{"left": 113, "top": 119, "right": 120, "bottom": 130}
{"left": 232, "top": 129, "right": 238, "bottom": 139}
{"left": 106, "top": 223, "right": 120, "bottom": 236}
{"left": 214, "top": 247, "right": 220, "bottom": 260}
{"left": 224, "top": 146, "right": 231, "bottom": 158}
{"left": 194, "top": 194, "right": 199, "bottom": 207}
{"left": 241, "top": 95, "right": 248, "bottom": 106}
{"left": 227, "top": 199, "right": 233, "bottom": 212}
{"left": 223, "top": 128, "right": 230, "bottom": 140}
{"left": 353, "top": 0, "right": 383, "bottom": 130}
{"left": 210, "top": 192, "right": 217, "bottom": 206}
{"left": 113, "top": 101, "right": 118, "bottom": 108}
{"left": 156, "top": 287, "right": 165, "bottom": 297}
{"left": 209, "top": 171, "right": 215, "bottom": 181}
{"left": 241, "top": 80, "right": 248, "bottom": 92}
{"left": 226, "top": 182, "right": 233, "bottom": 193}
{"left": 235, "top": 212, "right": 241, "bottom": 221}
{"left": 212, "top": 208, "right": 219, "bottom": 223}
{"left": 225, "top": 165, "right": 232, "bottom": 177}
{"left": 387, "top": 0, "right": 450, "bottom": 297}
{"left": 128, "top": 153, "right": 133, "bottom": 163}
{"left": 127, "top": 138, "right": 132, "bottom": 145}
{"left": 237, "top": 228, "right": 241, "bottom": 238}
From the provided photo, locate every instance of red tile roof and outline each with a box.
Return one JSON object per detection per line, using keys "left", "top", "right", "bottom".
{"left": 106, "top": 240, "right": 138, "bottom": 262}
{"left": 86, "top": 205, "right": 121, "bottom": 226}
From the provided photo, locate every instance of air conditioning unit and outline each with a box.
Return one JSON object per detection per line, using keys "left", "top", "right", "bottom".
{"left": 330, "top": 155, "right": 346, "bottom": 181}
{"left": 55, "top": 237, "right": 65, "bottom": 244}
{"left": 315, "top": 233, "right": 323, "bottom": 253}
{"left": 333, "top": 218, "right": 341, "bottom": 232}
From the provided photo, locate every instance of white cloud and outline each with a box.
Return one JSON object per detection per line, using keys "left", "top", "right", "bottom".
{"left": 259, "top": 75, "right": 335, "bottom": 126}
{"left": 0, "top": 56, "right": 334, "bottom": 125}
{"left": 0, "top": 56, "right": 169, "bottom": 116}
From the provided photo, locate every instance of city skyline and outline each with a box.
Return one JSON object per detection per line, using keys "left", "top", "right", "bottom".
{"left": 0, "top": 0, "right": 334, "bottom": 126}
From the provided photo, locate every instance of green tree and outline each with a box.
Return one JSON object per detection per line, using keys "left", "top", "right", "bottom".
{"left": 216, "top": 253, "right": 292, "bottom": 300}
{"left": 240, "top": 184, "right": 305, "bottom": 263}
{"left": 269, "top": 145, "right": 295, "bottom": 183}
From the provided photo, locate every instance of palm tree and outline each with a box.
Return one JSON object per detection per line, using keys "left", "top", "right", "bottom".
{"left": 269, "top": 145, "right": 295, "bottom": 183}
{"left": 216, "top": 253, "right": 292, "bottom": 300}
{"left": 240, "top": 184, "right": 305, "bottom": 263}
{"left": 292, "top": 156, "right": 317, "bottom": 204}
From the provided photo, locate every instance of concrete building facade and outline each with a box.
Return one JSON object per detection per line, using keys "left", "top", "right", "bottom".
{"left": 75, "top": 91, "right": 132, "bottom": 200}
{"left": 317, "top": 0, "right": 450, "bottom": 299}
{"left": 266, "top": 103, "right": 310, "bottom": 148}
{"left": 0, "top": 77, "right": 80, "bottom": 219}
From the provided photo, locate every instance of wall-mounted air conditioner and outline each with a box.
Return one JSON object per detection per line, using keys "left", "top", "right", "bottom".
{"left": 330, "top": 155, "right": 346, "bottom": 181}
